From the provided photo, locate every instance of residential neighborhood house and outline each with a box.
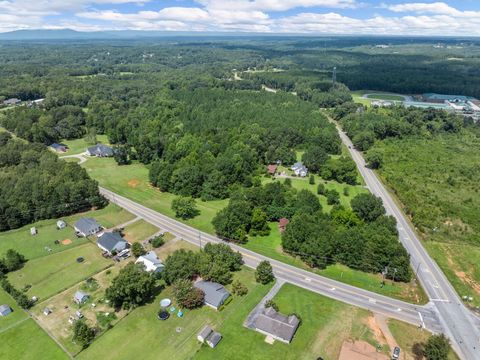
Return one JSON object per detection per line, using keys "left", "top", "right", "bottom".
{"left": 97, "top": 232, "right": 129, "bottom": 255}
{"left": 267, "top": 164, "right": 277, "bottom": 175}
{"left": 291, "top": 162, "right": 308, "bottom": 177}
{"left": 2, "top": 98, "right": 21, "bottom": 106}
{"left": 253, "top": 307, "right": 300, "bottom": 344}
{"left": 194, "top": 281, "right": 230, "bottom": 310}
{"left": 0, "top": 304, "right": 12, "bottom": 317}
{"left": 74, "top": 218, "right": 102, "bottom": 237}
{"left": 50, "top": 143, "right": 68, "bottom": 153}
{"left": 197, "top": 325, "right": 222, "bottom": 349}
{"left": 87, "top": 144, "right": 114, "bottom": 157}
{"left": 73, "top": 291, "right": 89, "bottom": 305}
{"left": 278, "top": 218, "right": 289, "bottom": 233}
{"left": 135, "top": 251, "right": 165, "bottom": 273}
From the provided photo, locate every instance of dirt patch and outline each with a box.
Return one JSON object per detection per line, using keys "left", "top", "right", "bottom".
{"left": 127, "top": 179, "right": 140, "bottom": 188}
{"left": 62, "top": 239, "right": 72, "bottom": 245}
{"left": 366, "top": 316, "right": 387, "bottom": 346}
{"left": 339, "top": 341, "right": 389, "bottom": 360}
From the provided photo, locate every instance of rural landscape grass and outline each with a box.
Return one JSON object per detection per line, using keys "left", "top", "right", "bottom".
{"left": 61, "top": 134, "right": 109, "bottom": 155}
{"left": 374, "top": 133, "right": 480, "bottom": 305}
{"left": 122, "top": 219, "right": 159, "bottom": 243}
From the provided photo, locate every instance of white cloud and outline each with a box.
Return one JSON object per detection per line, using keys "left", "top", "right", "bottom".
{"left": 384, "top": 2, "right": 460, "bottom": 15}
{"left": 195, "top": 0, "right": 357, "bottom": 12}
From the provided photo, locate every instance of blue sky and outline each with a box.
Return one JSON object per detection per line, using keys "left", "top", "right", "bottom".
{"left": 1, "top": 1, "right": 480, "bottom": 35}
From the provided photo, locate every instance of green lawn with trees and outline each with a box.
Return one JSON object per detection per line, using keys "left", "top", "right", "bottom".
{"left": 8, "top": 243, "right": 112, "bottom": 301}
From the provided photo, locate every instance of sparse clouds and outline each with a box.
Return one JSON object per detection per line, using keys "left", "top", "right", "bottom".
{"left": 0, "top": 0, "right": 480, "bottom": 35}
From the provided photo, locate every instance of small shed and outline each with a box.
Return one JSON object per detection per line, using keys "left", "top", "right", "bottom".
{"left": 267, "top": 164, "right": 278, "bottom": 175}
{"left": 73, "top": 291, "right": 89, "bottom": 305}
{"left": 278, "top": 218, "right": 289, "bottom": 233}
{"left": 43, "top": 307, "right": 52, "bottom": 316}
{"left": 75, "top": 310, "right": 84, "bottom": 319}
{"left": 206, "top": 331, "right": 222, "bottom": 348}
{"left": 0, "top": 304, "right": 12, "bottom": 317}
{"left": 56, "top": 220, "right": 66, "bottom": 230}
{"left": 30, "top": 227, "right": 37, "bottom": 236}
{"left": 197, "top": 325, "right": 213, "bottom": 343}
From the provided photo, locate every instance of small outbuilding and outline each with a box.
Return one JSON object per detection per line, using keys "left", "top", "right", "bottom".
{"left": 50, "top": 143, "right": 68, "bottom": 153}
{"left": 194, "top": 281, "right": 230, "bottom": 310}
{"left": 57, "top": 220, "right": 66, "bottom": 230}
{"left": 278, "top": 218, "right": 289, "bottom": 233}
{"left": 30, "top": 227, "right": 37, "bottom": 236}
{"left": 74, "top": 218, "right": 102, "bottom": 237}
{"left": 135, "top": 251, "right": 164, "bottom": 273}
{"left": 197, "top": 325, "right": 222, "bottom": 348}
{"left": 97, "top": 232, "right": 128, "bottom": 255}
{"left": 73, "top": 291, "right": 89, "bottom": 305}
{"left": 267, "top": 164, "right": 278, "bottom": 175}
{"left": 0, "top": 304, "right": 12, "bottom": 317}
{"left": 197, "top": 325, "right": 213, "bottom": 343}
{"left": 43, "top": 307, "right": 52, "bottom": 316}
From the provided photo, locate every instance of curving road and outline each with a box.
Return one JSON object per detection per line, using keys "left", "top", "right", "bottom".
{"left": 100, "top": 187, "right": 442, "bottom": 333}
{"left": 329, "top": 117, "right": 480, "bottom": 360}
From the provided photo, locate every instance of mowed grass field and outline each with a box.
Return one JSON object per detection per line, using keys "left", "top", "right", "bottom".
{"left": 374, "top": 133, "right": 480, "bottom": 306}
{"left": 0, "top": 319, "right": 68, "bottom": 360}
{"left": 0, "top": 289, "right": 28, "bottom": 332}
{"left": 0, "top": 203, "right": 135, "bottom": 260}
{"left": 196, "top": 283, "right": 384, "bottom": 360}
{"left": 123, "top": 219, "right": 159, "bottom": 243}
{"left": 61, "top": 134, "right": 109, "bottom": 155}
{"left": 78, "top": 267, "right": 272, "bottom": 360}
{"left": 82, "top": 157, "right": 228, "bottom": 234}
{"left": 388, "top": 319, "right": 459, "bottom": 360}
{"left": 8, "top": 243, "right": 112, "bottom": 301}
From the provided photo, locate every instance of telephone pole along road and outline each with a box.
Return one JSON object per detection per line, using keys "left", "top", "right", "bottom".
{"left": 101, "top": 188, "right": 442, "bottom": 330}
{"left": 329, "top": 116, "right": 480, "bottom": 360}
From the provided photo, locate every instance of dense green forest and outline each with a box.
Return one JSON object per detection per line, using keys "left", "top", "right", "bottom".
{"left": 0, "top": 133, "right": 106, "bottom": 231}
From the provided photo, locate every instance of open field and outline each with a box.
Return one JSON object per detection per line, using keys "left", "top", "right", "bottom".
{"left": 33, "top": 266, "right": 126, "bottom": 355}
{"left": 196, "top": 283, "right": 387, "bottom": 360}
{"left": 8, "top": 243, "right": 112, "bottom": 301}
{"left": 82, "top": 157, "right": 228, "bottom": 234}
{"left": 375, "top": 133, "right": 480, "bottom": 306}
{"left": 0, "top": 289, "right": 28, "bottom": 332}
{"left": 0, "top": 319, "right": 68, "bottom": 360}
{"left": 122, "top": 219, "right": 159, "bottom": 243}
{"left": 61, "top": 134, "right": 109, "bottom": 155}
{"left": 388, "top": 319, "right": 459, "bottom": 360}
{"left": 78, "top": 267, "right": 272, "bottom": 360}
{"left": 0, "top": 203, "right": 134, "bottom": 260}
{"left": 365, "top": 93, "right": 406, "bottom": 101}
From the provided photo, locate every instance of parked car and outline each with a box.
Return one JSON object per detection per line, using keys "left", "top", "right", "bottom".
{"left": 392, "top": 346, "right": 400, "bottom": 360}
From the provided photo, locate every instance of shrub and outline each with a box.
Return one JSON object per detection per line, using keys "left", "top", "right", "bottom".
{"left": 265, "top": 299, "right": 278, "bottom": 311}
{"left": 151, "top": 235, "right": 165, "bottom": 248}
{"left": 232, "top": 280, "right": 248, "bottom": 296}
{"left": 255, "top": 261, "right": 275, "bottom": 284}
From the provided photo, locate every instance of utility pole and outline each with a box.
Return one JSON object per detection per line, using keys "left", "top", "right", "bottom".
{"left": 198, "top": 231, "right": 202, "bottom": 250}
{"left": 392, "top": 268, "right": 398, "bottom": 283}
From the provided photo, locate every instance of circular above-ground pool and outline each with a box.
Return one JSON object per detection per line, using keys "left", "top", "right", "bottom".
{"left": 157, "top": 311, "right": 170, "bottom": 321}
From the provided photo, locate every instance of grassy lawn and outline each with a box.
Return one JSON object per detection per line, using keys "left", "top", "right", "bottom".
{"left": 0, "top": 319, "right": 68, "bottom": 360}
{"left": 388, "top": 319, "right": 459, "bottom": 360}
{"left": 61, "top": 134, "right": 109, "bottom": 155}
{"left": 8, "top": 243, "right": 112, "bottom": 301}
{"left": 365, "top": 93, "right": 405, "bottom": 101}
{"left": 82, "top": 157, "right": 228, "bottom": 234}
{"left": 0, "top": 203, "right": 134, "bottom": 260}
{"left": 33, "top": 266, "right": 127, "bottom": 355}
{"left": 196, "top": 283, "right": 384, "bottom": 360}
{"left": 0, "top": 289, "right": 28, "bottom": 332}
{"left": 122, "top": 219, "right": 159, "bottom": 243}
{"left": 78, "top": 267, "right": 272, "bottom": 360}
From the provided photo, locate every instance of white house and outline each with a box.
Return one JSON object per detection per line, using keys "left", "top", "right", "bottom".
{"left": 136, "top": 251, "right": 164, "bottom": 273}
{"left": 291, "top": 162, "right": 308, "bottom": 177}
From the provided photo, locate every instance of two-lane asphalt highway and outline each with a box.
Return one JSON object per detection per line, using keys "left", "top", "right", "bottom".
{"left": 330, "top": 118, "right": 480, "bottom": 360}
{"left": 100, "top": 187, "right": 442, "bottom": 333}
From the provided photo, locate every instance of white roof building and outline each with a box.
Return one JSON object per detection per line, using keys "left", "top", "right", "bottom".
{"left": 135, "top": 251, "right": 164, "bottom": 273}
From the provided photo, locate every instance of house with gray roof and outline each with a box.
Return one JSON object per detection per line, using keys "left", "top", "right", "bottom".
{"left": 73, "top": 291, "right": 89, "bottom": 305}
{"left": 253, "top": 307, "right": 300, "bottom": 344}
{"left": 135, "top": 251, "right": 164, "bottom": 273}
{"left": 0, "top": 304, "right": 12, "bottom": 317}
{"left": 97, "top": 232, "right": 128, "bottom": 255}
{"left": 291, "top": 162, "right": 308, "bottom": 177}
{"left": 194, "top": 281, "right": 230, "bottom": 310}
{"left": 87, "top": 144, "right": 113, "bottom": 157}
{"left": 74, "top": 218, "right": 102, "bottom": 237}
{"left": 3, "top": 98, "right": 21, "bottom": 106}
